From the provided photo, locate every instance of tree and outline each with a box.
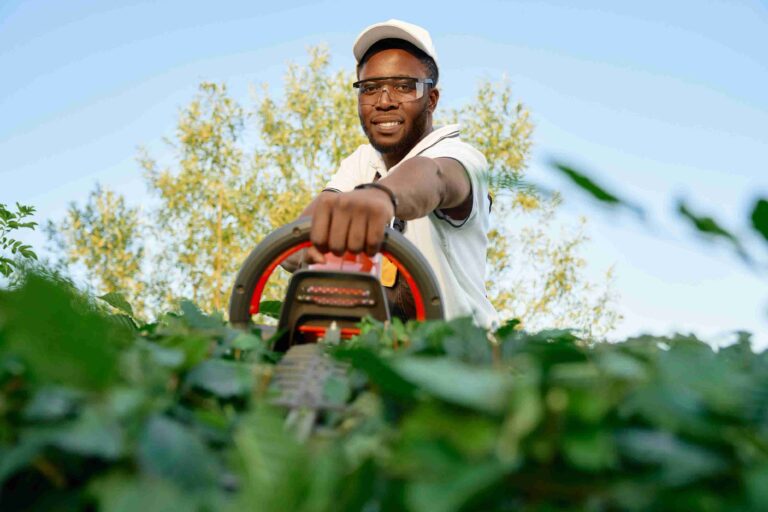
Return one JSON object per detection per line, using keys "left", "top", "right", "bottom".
{"left": 451, "top": 79, "right": 620, "bottom": 336}
{"left": 0, "top": 202, "right": 38, "bottom": 280}
{"left": 138, "top": 82, "right": 267, "bottom": 313}
{"left": 46, "top": 185, "right": 146, "bottom": 316}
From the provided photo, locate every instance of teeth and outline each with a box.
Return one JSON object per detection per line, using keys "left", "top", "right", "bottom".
{"left": 378, "top": 121, "right": 401, "bottom": 127}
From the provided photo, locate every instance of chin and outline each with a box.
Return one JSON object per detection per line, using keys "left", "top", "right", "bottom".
{"left": 371, "top": 138, "right": 402, "bottom": 154}
{"left": 366, "top": 127, "right": 413, "bottom": 156}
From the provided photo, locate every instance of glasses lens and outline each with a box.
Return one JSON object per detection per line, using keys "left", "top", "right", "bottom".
{"left": 356, "top": 78, "right": 426, "bottom": 105}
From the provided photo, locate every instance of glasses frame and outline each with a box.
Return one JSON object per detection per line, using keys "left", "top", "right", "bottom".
{"left": 352, "top": 76, "right": 434, "bottom": 105}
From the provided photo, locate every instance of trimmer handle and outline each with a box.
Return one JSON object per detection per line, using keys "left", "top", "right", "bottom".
{"left": 228, "top": 218, "right": 444, "bottom": 329}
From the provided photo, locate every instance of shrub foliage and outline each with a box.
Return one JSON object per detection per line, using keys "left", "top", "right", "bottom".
{"left": 1, "top": 273, "right": 767, "bottom": 511}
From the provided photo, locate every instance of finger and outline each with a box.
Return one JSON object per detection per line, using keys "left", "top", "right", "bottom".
{"left": 366, "top": 216, "right": 387, "bottom": 256}
{"left": 327, "top": 200, "right": 352, "bottom": 256}
{"left": 310, "top": 197, "right": 333, "bottom": 254}
{"left": 281, "top": 248, "right": 304, "bottom": 273}
{"left": 347, "top": 210, "right": 368, "bottom": 254}
{"left": 305, "top": 245, "right": 326, "bottom": 264}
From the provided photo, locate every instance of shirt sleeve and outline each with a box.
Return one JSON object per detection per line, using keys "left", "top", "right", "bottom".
{"left": 419, "top": 139, "right": 490, "bottom": 228}
{"left": 324, "top": 145, "right": 367, "bottom": 192}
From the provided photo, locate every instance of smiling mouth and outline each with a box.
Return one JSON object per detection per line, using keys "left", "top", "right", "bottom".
{"left": 376, "top": 121, "right": 402, "bottom": 128}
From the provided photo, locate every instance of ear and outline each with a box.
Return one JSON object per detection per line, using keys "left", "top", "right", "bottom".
{"left": 428, "top": 87, "right": 440, "bottom": 113}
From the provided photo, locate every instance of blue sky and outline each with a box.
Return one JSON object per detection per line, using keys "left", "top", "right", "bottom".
{"left": 2, "top": 0, "right": 766, "bottom": 346}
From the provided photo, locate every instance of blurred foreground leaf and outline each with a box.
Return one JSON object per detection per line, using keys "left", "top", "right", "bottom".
{"left": 258, "top": 300, "right": 282, "bottom": 320}
{"left": 138, "top": 415, "right": 219, "bottom": 491}
{"left": 550, "top": 161, "right": 645, "bottom": 217}
{"left": 98, "top": 292, "right": 134, "bottom": 317}
{"left": 677, "top": 200, "right": 751, "bottom": 264}
{"left": 0, "top": 273, "right": 129, "bottom": 389}
{"left": 392, "top": 357, "right": 514, "bottom": 414}
{"left": 750, "top": 198, "right": 768, "bottom": 245}
{"left": 183, "top": 359, "right": 254, "bottom": 399}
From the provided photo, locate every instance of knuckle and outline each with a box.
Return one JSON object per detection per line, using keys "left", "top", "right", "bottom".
{"left": 336, "top": 194, "right": 352, "bottom": 210}
{"left": 348, "top": 237, "right": 363, "bottom": 253}
{"left": 310, "top": 234, "right": 326, "bottom": 250}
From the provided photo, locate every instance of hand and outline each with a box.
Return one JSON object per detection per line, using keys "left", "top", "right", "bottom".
{"left": 310, "top": 189, "right": 395, "bottom": 257}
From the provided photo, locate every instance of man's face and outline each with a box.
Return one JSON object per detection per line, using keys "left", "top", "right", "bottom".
{"left": 357, "top": 49, "right": 438, "bottom": 158}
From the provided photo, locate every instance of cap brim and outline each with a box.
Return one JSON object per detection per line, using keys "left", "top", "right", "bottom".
{"left": 353, "top": 25, "right": 432, "bottom": 63}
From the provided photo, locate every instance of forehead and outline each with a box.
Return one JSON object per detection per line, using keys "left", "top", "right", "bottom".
{"left": 358, "top": 48, "right": 428, "bottom": 80}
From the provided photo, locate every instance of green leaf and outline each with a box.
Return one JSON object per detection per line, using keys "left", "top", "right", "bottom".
{"left": 0, "top": 258, "right": 13, "bottom": 277}
{"left": 143, "top": 341, "right": 186, "bottom": 369}
{"left": 745, "top": 464, "right": 768, "bottom": 510}
{"left": 0, "top": 273, "right": 127, "bottom": 389}
{"left": 406, "top": 460, "right": 506, "bottom": 512}
{"left": 677, "top": 199, "right": 751, "bottom": 264}
{"left": 105, "top": 387, "right": 146, "bottom": 420}
{"left": 550, "top": 161, "right": 645, "bottom": 217}
{"left": 392, "top": 356, "right": 514, "bottom": 414}
{"left": 138, "top": 414, "right": 219, "bottom": 490}
{"left": 23, "top": 386, "right": 82, "bottom": 422}
{"left": 496, "top": 372, "right": 542, "bottom": 463}
{"left": 179, "top": 300, "right": 224, "bottom": 330}
{"left": 183, "top": 359, "right": 254, "bottom": 399}
{"left": 618, "top": 429, "right": 727, "bottom": 485}
{"left": 494, "top": 318, "right": 521, "bottom": 339}
{"left": 333, "top": 347, "right": 418, "bottom": 400}
{"left": 50, "top": 407, "right": 124, "bottom": 459}
{"left": 231, "top": 332, "right": 263, "bottom": 351}
{"left": 19, "top": 247, "right": 37, "bottom": 260}
{"left": 750, "top": 198, "right": 768, "bottom": 245}
{"left": 91, "top": 472, "right": 199, "bottom": 512}
{"left": 563, "top": 429, "right": 617, "bottom": 471}
{"left": 323, "top": 375, "right": 351, "bottom": 405}
{"left": 595, "top": 350, "right": 647, "bottom": 381}
{"left": 98, "top": 292, "right": 135, "bottom": 316}
{"left": 259, "top": 300, "right": 282, "bottom": 320}
{"left": 230, "top": 407, "right": 310, "bottom": 510}
{"left": 439, "top": 316, "right": 493, "bottom": 364}
{"left": 400, "top": 403, "right": 499, "bottom": 459}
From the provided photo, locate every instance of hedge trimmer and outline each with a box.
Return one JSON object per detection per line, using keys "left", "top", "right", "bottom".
{"left": 228, "top": 217, "right": 444, "bottom": 437}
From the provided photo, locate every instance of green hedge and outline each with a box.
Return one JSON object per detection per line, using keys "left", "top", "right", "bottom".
{"left": 1, "top": 273, "right": 767, "bottom": 511}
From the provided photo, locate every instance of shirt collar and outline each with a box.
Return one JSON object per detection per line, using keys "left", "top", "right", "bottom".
{"left": 371, "top": 124, "right": 462, "bottom": 177}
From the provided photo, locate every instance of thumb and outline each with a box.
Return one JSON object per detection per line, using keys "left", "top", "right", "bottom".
{"left": 305, "top": 245, "right": 326, "bottom": 264}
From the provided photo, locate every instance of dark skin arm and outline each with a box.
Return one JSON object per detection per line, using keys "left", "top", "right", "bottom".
{"left": 281, "top": 156, "right": 471, "bottom": 272}
{"left": 310, "top": 156, "right": 471, "bottom": 256}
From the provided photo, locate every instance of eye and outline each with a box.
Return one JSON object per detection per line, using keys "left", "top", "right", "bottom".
{"left": 359, "top": 82, "right": 379, "bottom": 95}
{"left": 394, "top": 81, "right": 416, "bottom": 93}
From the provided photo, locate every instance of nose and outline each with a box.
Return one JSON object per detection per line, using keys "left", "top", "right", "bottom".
{"left": 375, "top": 86, "right": 397, "bottom": 108}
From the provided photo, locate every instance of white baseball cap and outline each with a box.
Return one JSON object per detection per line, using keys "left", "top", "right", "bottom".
{"left": 353, "top": 19, "right": 438, "bottom": 69}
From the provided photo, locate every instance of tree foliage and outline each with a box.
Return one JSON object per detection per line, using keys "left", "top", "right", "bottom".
{"left": 140, "top": 82, "right": 265, "bottom": 313}
{"left": 450, "top": 80, "right": 619, "bottom": 335}
{"left": 46, "top": 185, "right": 145, "bottom": 315}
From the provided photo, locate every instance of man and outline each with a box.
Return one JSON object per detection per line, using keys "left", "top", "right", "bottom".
{"left": 293, "top": 19, "right": 497, "bottom": 328}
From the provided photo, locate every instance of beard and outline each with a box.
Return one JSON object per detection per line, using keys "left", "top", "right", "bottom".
{"left": 362, "top": 104, "right": 430, "bottom": 158}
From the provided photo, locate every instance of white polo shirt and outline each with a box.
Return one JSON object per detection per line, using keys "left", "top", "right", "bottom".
{"left": 325, "top": 124, "right": 498, "bottom": 328}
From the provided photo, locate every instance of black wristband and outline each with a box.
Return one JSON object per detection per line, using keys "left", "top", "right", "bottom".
{"left": 354, "top": 182, "right": 398, "bottom": 214}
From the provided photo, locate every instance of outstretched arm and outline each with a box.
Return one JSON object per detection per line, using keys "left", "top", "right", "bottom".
{"left": 310, "top": 156, "right": 471, "bottom": 256}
